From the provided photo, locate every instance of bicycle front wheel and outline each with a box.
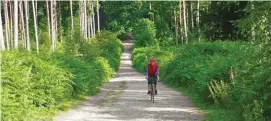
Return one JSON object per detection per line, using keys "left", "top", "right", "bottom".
{"left": 152, "top": 83, "right": 155, "bottom": 103}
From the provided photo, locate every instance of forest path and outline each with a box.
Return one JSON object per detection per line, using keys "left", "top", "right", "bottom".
{"left": 54, "top": 40, "right": 205, "bottom": 121}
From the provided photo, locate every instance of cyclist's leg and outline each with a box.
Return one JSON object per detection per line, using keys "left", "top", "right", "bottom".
{"left": 154, "top": 76, "right": 158, "bottom": 94}
{"left": 147, "top": 77, "right": 152, "bottom": 94}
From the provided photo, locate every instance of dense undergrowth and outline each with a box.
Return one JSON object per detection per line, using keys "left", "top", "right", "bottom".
{"left": 132, "top": 41, "right": 271, "bottom": 121}
{"left": 1, "top": 31, "right": 123, "bottom": 120}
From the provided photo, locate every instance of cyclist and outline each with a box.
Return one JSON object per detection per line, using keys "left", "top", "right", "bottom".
{"left": 145, "top": 57, "right": 159, "bottom": 95}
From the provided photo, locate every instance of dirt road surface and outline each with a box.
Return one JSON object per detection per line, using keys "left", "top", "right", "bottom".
{"left": 54, "top": 41, "right": 205, "bottom": 121}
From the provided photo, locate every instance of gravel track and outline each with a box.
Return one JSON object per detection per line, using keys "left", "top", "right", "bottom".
{"left": 54, "top": 41, "right": 205, "bottom": 121}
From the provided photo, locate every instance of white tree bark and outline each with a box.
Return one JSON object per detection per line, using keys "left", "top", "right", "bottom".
{"left": 92, "top": 1, "right": 96, "bottom": 36}
{"left": 183, "top": 0, "right": 188, "bottom": 43}
{"left": 24, "top": 1, "right": 30, "bottom": 51}
{"left": 14, "top": 0, "right": 18, "bottom": 49}
{"left": 84, "top": 0, "right": 87, "bottom": 39}
{"left": 51, "top": 0, "right": 55, "bottom": 51}
{"left": 88, "top": 16, "right": 91, "bottom": 38}
{"left": 32, "top": 0, "right": 39, "bottom": 53}
{"left": 0, "top": 1, "right": 5, "bottom": 50}
{"left": 46, "top": 0, "right": 51, "bottom": 36}
{"left": 79, "top": 1, "right": 83, "bottom": 35}
{"left": 90, "top": 9, "right": 94, "bottom": 38}
{"left": 19, "top": 1, "right": 26, "bottom": 48}
{"left": 179, "top": 1, "right": 184, "bottom": 45}
{"left": 4, "top": 1, "right": 10, "bottom": 50}
{"left": 10, "top": 1, "right": 13, "bottom": 48}
{"left": 96, "top": 0, "right": 100, "bottom": 33}
{"left": 197, "top": 0, "right": 200, "bottom": 42}
{"left": 191, "top": 2, "right": 194, "bottom": 29}
{"left": 251, "top": 3, "right": 255, "bottom": 42}
{"left": 70, "top": 0, "right": 74, "bottom": 34}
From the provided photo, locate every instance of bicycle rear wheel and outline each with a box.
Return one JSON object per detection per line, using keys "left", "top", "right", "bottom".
{"left": 152, "top": 83, "right": 155, "bottom": 103}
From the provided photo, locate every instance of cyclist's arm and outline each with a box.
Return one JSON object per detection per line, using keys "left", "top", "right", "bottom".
{"left": 145, "top": 67, "right": 148, "bottom": 77}
{"left": 156, "top": 66, "right": 159, "bottom": 76}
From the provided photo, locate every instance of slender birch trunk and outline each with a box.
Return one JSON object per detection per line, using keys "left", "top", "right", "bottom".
{"left": 46, "top": 0, "right": 51, "bottom": 36}
{"left": 10, "top": 1, "right": 13, "bottom": 49}
{"left": 190, "top": 2, "right": 194, "bottom": 29}
{"left": 0, "top": 1, "right": 5, "bottom": 50}
{"left": 96, "top": 0, "right": 100, "bottom": 33}
{"left": 84, "top": 0, "right": 87, "bottom": 39}
{"left": 24, "top": 1, "right": 30, "bottom": 51}
{"left": 251, "top": 3, "right": 255, "bottom": 42}
{"left": 197, "top": 0, "right": 200, "bottom": 42}
{"left": 183, "top": 0, "right": 188, "bottom": 43}
{"left": 179, "top": 1, "right": 184, "bottom": 45}
{"left": 4, "top": 1, "right": 10, "bottom": 50}
{"left": 19, "top": 1, "right": 26, "bottom": 48}
{"left": 14, "top": 0, "right": 18, "bottom": 49}
{"left": 90, "top": 10, "right": 94, "bottom": 37}
{"left": 32, "top": 0, "right": 39, "bottom": 53}
{"left": 51, "top": 0, "right": 55, "bottom": 51}
{"left": 70, "top": 0, "right": 74, "bottom": 34}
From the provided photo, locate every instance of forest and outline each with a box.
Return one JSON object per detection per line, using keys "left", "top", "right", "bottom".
{"left": 1, "top": 1, "right": 271, "bottom": 121}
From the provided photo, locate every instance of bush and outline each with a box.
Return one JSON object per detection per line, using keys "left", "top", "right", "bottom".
{"left": 1, "top": 52, "right": 73, "bottom": 120}
{"left": 132, "top": 18, "right": 157, "bottom": 47}
{"left": 1, "top": 30, "right": 123, "bottom": 120}
{"left": 132, "top": 41, "right": 270, "bottom": 120}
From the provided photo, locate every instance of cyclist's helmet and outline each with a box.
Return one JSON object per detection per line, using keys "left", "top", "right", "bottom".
{"left": 150, "top": 57, "right": 156, "bottom": 63}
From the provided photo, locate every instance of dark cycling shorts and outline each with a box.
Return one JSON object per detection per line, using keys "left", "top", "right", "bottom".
{"left": 148, "top": 76, "right": 157, "bottom": 84}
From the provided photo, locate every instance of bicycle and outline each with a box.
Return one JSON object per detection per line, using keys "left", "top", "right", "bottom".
{"left": 147, "top": 76, "right": 157, "bottom": 103}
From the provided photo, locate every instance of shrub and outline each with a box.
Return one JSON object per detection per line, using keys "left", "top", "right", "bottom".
{"left": 132, "top": 18, "right": 156, "bottom": 47}
{"left": 132, "top": 41, "right": 270, "bottom": 120}
{"left": 1, "top": 30, "right": 124, "bottom": 120}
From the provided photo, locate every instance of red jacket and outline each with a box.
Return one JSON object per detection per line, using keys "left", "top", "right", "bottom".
{"left": 146, "top": 63, "right": 159, "bottom": 76}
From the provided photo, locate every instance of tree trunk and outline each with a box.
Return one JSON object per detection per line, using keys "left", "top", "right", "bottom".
{"left": 32, "top": 0, "right": 39, "bottom": 53}
{"left": 0, "top": 1, "right": 5, "bottom": 50}
{"left": 190, "top": 2, "right": 194, "bottom": 29}
{"left": 96, "top": 0, "right": 100, "bottom": 33}
{"left": 4, "top": 1, "right": 10, "bottom": 50}
{"left": 90, "top": 8, "right": 94, "bottom": 38}
{"left": 80, "top": 1, "right": 83, "bottom": 35}
{"left": 187, "top": 1, "right": 192, "bottom": 32}
{"left": 10, "top": 1, "right": 13, "bottom": 49}
{"left": 46, "top": 0, "right": 51, "bottom": 36}
{"left": 179, "top": 1, "right": 184, "bottom": 45}
{"left": 251, "top": 2, "right": 255, "bottom": 42}
{"left": 55, "top": 0, "right": 58, "bottom": 46}
{"left": 197, "top": 0, "right": 200, "bottom": 42}
{"left": 14, "top": 0, "right": 18, "bottom": 49}
{"left": 51, "top": 0, "right": 55, "bottom": 51}
{"left": 183, "top": 0, "right": 188, "bottom": 43}
{"left": 70, "top": 0, "right": 73, "bottom": 34}
{"left": 59, "top": 2, "right": 62, "bottom": 43}
{"left": 19, "top": 1, "right": 26, "bottom": 48}
{"left": 92, "top": 1, "right": 96, "bottom": 36}
{"left": 149, "top": 2, "right": 152, "bottom": 21}
{"left": 24, "top": 1, "right": 30, "bottom": 51}
{"left": 84, "top": 0, "right": 87, "bottom": 39}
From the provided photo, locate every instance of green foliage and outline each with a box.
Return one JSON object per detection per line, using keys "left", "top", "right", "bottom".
{"left": 243, "top": 100, "right": 265, "bottom": 121}
{"left": 1, "top": 51, "right": 73, "bottom": 121}
{"left": 234, "top": 2, "right": 271, "bottom": 44}
{"left": 132, "top": 18, "right": 157, "bottom": 47}
{"left": 1, "top": 30, "right": 123, "bottom": 120}
{"left": 132, "top": 41, "right": 270, "bottom": 120}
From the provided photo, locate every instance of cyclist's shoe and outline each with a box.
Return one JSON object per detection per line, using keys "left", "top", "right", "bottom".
{"left": 155, "top": 90, "right": 157, "bottom": 95}
{"left": 147, "top": 91, "right": 151, "bottom": 94}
